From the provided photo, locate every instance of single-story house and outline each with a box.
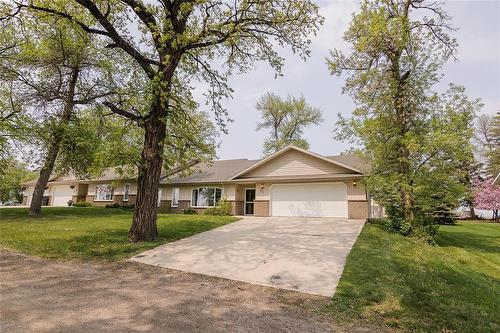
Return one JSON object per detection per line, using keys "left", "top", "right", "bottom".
{"left": 22, "top": 146, "right": 380, "bottom": 219}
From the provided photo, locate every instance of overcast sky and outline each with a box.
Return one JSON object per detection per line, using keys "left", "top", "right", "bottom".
{"left": 206, "top": 0, "right": 500, "bottom": 160}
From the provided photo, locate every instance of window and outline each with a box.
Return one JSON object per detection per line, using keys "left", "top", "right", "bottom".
{"left": 191, "top": 187, "right": 222, "bottom": 207}
{"left": 123, "top": 183, "right": 131, "bottom": 201}
{"left": 95, "top": 184, "right": 113, "bottom": 201}
{"left": 171, "top": 187, "right": 179, "bottom": 207}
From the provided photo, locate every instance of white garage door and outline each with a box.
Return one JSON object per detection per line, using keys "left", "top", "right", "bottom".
{"left": 270, "top": 183, "right": 348, "bottom": 218}
{"left": 51, "top": 185, "right": 74, "bottom": 206}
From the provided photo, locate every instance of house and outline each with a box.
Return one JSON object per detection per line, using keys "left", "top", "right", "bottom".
{"left": 22, "top": 146, "right": 377, "bottom": 218}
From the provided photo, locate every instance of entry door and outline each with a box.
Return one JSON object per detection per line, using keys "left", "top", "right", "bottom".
{"left": 245, "top": 189, "right": 256, "bottom": 215}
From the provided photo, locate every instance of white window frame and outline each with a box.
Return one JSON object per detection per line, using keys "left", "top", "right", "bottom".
{"left": 171, "top": 187, "right": 180, "bottom": 207}
{"left": 123, "top": 183, "right": 131, "bottom": 201}
{"left": 94, "top": 184, "right": 114, "bottom": 201}
{"left": 191, "top": 187, "right": 222, "bottom": 208}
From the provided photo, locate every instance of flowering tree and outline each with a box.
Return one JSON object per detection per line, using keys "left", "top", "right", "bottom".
{"left": 473, "top": 179, "right": 500, "bottom": 221}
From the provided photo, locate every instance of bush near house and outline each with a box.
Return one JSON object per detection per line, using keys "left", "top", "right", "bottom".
{"left": 183, "top": 208, "right": 198, "bottom": 215}
{"left": 73, "top": 201, "right": 91, "bottom": 207}
{"left": 203, "top": 199, "right": 232, "bottom": 216}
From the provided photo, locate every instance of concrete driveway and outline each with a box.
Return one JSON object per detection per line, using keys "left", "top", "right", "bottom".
{"left": 131, "top": 217, "right": 365, "bottom": 296}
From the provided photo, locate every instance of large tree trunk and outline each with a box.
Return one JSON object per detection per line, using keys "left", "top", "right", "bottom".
{"left": 29, "top": 68, "right": 79, "bottom": 216}
{"left": 128, "top": 100, "right": 166, "bottom": 242}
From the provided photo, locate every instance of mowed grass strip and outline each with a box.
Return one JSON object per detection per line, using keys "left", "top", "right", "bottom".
{"left": 329, "top": 220, "right": 500, "bottom": 333}
{"left": 0, "top": 207, "right": 239, "bottom": 261}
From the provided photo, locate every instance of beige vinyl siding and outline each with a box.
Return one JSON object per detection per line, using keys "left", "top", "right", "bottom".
{"left": 346, "top": 180, "right": 366, "bottom": 200}
{"left": 87, "top": 181, "right": 137, "bottom": 196}
{"left": 241, "top": 150, "right": 356, "bottom": 178}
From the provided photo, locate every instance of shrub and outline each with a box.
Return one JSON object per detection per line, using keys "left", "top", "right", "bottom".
{"left": 425, "top": 203, "right": 457, "bottom": 225}
{"left": 385, "top": 217, "right": 412, "bottom": 236}
{"left": 183, "top": 207, "right": 198, "bottom": 215}
{"left": 105, "top": 203, "right": 121, "bottom": 208}
{"left": 385, "top": 215, "right": 439, "bottom": 244}
{"left": 121, "top": 204, "right": 135, "bottom": 210}
{"left": 203, "top": 199, "right": 232, "bottom": 216}
{"left": 73, "top": 201, "right": 91, "bottom": 207}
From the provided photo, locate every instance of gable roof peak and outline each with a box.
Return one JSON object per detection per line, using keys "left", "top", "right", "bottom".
{"left": 229, "top": 145, "right": 363, "bottom": 180}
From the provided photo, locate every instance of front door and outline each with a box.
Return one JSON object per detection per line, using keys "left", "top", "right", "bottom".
{"left": 245, "top": 188, "right": 256, "bottom": 215}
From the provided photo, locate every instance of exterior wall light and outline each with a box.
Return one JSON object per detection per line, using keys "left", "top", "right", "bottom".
{"left": 352, "top": 181, "right": 357, "bottom": 187}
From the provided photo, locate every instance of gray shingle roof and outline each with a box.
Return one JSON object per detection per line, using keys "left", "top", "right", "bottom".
{"left": 326, "top": 155, "right": 371, "bottom": 174}
{"left": 165, "top": 154, "right": 370, "bottom": 184}
{"left": 24, "top": 150, "right": 370, "bottom": 186}
{"left": 165, "top": 159, "right": 260, "bottom": 184}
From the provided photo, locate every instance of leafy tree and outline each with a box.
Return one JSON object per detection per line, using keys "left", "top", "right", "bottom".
{"left": 0, "top": 12, "right": 126, "bottom": 216}
{"left": 328, "top": 0, "right": 479, "bottom": 234}
{"left": 474, "top": 113, "right": 500, "bottom": 177}
{"left": 12, "top": 0, "right": 323, "bottom": 241}
{"left": 0, "top": 157, "right": 36, "bottom": 203}
{"left": 473, "top": 178, "right": 500, "bottom": 222}
{"left": 256, "top": 92, "right": 323, "bottom": 156}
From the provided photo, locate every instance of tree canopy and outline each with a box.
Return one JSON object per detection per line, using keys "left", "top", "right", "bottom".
{"left": 256, "top": 92, "right": 322, "bottom": 156}
{"left": 328, "top": 0, "right": 479, "bottom": 235}
{"left": 7, "top": 0, "right": 323, "bottom": 241}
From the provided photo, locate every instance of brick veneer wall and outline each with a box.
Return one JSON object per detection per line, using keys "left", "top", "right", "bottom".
{"left": 159, "top": 200, "right": 244, "bottom": 215}
{"left": 348, "top": 200, "right": 369, "bottom": 219}
{"left": 254, "top": 200, "right": 269, "bottom": 217}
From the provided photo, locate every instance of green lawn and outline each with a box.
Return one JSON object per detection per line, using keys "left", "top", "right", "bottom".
{"left": 330, "top": 220, "right": 500, "bottom": 333}
{"left": 0, "top": 207, "right": 238, "bottom": 261}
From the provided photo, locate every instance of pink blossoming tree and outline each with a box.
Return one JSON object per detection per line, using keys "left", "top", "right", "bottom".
{"left": 473, "top": 178, "right": 500, "bottom": 222}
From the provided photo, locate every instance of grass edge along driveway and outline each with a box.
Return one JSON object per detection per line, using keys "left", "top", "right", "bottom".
{"left": 0, "top": 207, "right": 239, "bottom": 261}
{"left": 329, "top": 220, "right": 500, "bottom": 333}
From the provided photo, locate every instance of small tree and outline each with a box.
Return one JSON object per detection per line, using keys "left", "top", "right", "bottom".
{"left": 473, "top": 179, "right": 500, "bottom": 222}
{"left": 256, "top": 92, "right": 323, "bottom": 156}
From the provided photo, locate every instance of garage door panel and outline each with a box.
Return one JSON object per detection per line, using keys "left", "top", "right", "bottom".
{"left": 271, "top": 184, "right": 348, "bottom": 218}
{"left": 52, "top": 185, "right": 74, "bottom": 206}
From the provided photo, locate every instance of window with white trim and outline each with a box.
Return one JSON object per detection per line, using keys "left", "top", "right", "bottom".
{"left": 95, "top": 184, "right": 113, "bottom": 201}
{"left": 191, "top": 187, "right": 222, "bottom": 207}
{"left": 123, "top": 183, "right": 131, "bottom": 201}
{"left": 171, "top": 187, "right": 179, "bottom": 207}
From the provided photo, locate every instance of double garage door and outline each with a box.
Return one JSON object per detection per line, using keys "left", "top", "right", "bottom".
{"left": 270, "top": 183, "right": 348, "bottom": 218}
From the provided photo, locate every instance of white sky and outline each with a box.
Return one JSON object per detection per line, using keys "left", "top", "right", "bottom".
{"left": 205, "top": 0, "right": 500, "bottom": 160}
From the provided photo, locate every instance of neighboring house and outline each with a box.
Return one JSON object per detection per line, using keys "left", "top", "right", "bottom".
{"left": 22, "top": 146, "right": 378, "bottom": 218}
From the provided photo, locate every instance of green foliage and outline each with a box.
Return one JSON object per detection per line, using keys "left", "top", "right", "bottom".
{"left": 183, "top": 208, "right": 198, "bottom": 215}
{"left": 256, "top": 92, "right": 323, "bottom": 156}
{"left": 72, "top": 201, "right": 91, "bottom": 207}
{"left": 0, "top": 207, "right": 238, "bottom": 261}
{"left": 203, "top": 198, "right": 232, "bottom": 216}
{"left": 0, "top": 157, "right": 36, "bottom": 203}
{"left": 329, "top": 220, "right": 500, "bottom": 332}
{"left": 328, "top": 0, "right": 480, "bottom": 231}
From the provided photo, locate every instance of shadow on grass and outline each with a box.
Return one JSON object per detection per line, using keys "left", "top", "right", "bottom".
{"left": 436, "top": 230, "right": 500, "bottom": 253}
{"left": 329, "top": 223, "right": 500, "bottom": 333}
{"left": 0, "top": 207, "right": 132, "bottom": 219}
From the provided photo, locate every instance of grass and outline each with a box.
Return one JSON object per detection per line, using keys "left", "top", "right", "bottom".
{"left": 329, "top": 220, "right": 500, "bottom": 333}
{"left": 0, "top": 207, "right": 238, "bottom": 261}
